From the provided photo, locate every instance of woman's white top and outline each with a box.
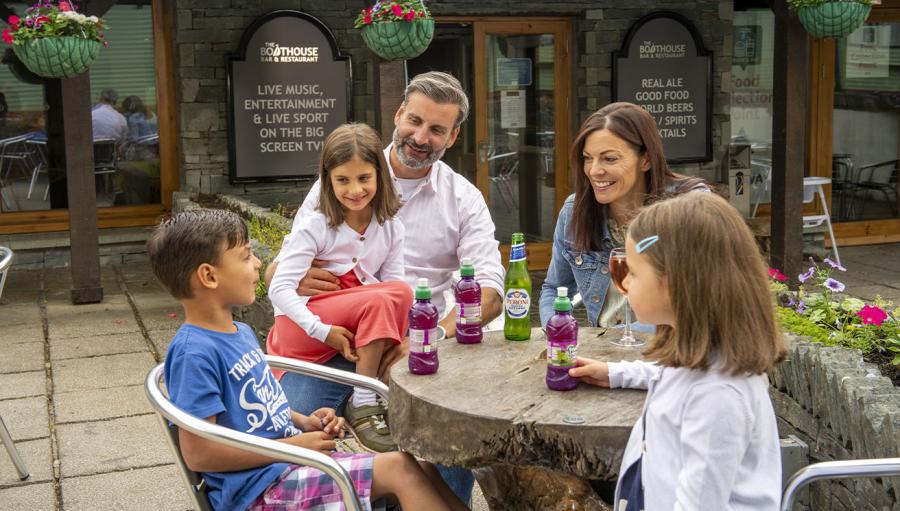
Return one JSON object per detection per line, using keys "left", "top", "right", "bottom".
{"left": 609, "top": 359, "right": 782, "bottom": 510}
{"left": 268, "top": 210, "right": 405, "bottom": 342}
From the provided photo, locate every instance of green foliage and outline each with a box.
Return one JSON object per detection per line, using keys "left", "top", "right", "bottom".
{"left": 247, "top": 217, "right": 289, "bottom": 299}
{"left": 787, "top": 0, "right": 872, "bottom": 10}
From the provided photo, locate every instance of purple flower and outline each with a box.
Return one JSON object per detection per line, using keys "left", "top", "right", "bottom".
{"left": 798, "top": 267, "right": 815, "bottom": 283}
{"left": 795, "top": 301, "right": 806, "bottom": 314}
{"left": 25, "top": 18, "right": 33, "bottom": 26}
{"left": 824, "top": 278, "right": 845, "bottom": 293}
{"left": 824, "top": 258, "right": 847, "bottom": 272}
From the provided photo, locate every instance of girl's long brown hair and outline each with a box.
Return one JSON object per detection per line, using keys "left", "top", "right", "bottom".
{"left": 318, "top": 123, "right": 400, "bottom": 228}
{"left": 629, "top": 192, "right": 786, "bottom": 375}
{"left": 570, "top": 102, "right": 705, "bottom": 252}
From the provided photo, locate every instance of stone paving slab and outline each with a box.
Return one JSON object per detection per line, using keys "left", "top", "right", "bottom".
{"left": 52, "top": 352, "right": 156, "bottom": 393}
{"left": 848, "top": 284, "right": 900, "bottom": 303}
{"left": 134, "top": 297, "right": 184, "bottom": 332}
{"left": 62, "top": 464, "right": 191, "bottom": 511}
{"left": 56, "top": 414, "right": 171, "bottom": 478}
{"left": 0, "top": 482, "right": 55, "bottom": 509}
{"left": 55, "top": 384, "right": 153, "bottom": 424}
{"left": 0, "top": 396, "right": 49, "bottom": 441}
{"left": 47, "top": 308, "right": 141, "bottom": 341}
{"left": 0, "top": 303, "right": 42, "bottom": 327}
{"left": 0, "top": 323, "right": 44, "bottom": 347}
{"left": 0, "top": 371, "right": 45, "bottom": 400}
{"left": 0, "top": 437, "right": 53, "bottom": 486}
{"left": 1, "top": 342, "right": 45, "bottom": 373}
{"left": 149, "top": 327, "right": 180, "bottom": 359}
{"left": 50, "top": 332, "right": 147, "bottom": 361}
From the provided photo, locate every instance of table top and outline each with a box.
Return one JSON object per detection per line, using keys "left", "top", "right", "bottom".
{"left": 388, "top": 327, "right": 649, "bottom": 480}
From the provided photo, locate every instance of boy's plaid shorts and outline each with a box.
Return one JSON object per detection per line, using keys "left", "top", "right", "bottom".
{"left": 248, "top": 452, "right": 375, "bottom": 510}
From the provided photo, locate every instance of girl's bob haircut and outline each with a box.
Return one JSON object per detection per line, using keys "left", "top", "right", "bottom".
{"left": 318, "top": 123, "right": 400, "bottom": 228}
{"left": 629, "top": 192, "right": 787, "bottom": 375}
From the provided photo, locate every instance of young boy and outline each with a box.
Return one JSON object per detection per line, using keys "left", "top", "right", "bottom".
{"left": 149, "top": 210, "right": 467, "bottom": 511}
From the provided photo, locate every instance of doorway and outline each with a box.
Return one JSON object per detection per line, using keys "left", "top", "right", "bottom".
{"left": 409, "top": 18, "right": 572, "bottom": 268}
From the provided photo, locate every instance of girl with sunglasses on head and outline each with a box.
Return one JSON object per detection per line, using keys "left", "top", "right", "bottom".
{"left": 570, "top": 192, "right": 787, "bottom": 510}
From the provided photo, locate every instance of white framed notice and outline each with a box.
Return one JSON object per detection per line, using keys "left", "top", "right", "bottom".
{"left": 500, "top": 90, "right": 526, "bottom": 129}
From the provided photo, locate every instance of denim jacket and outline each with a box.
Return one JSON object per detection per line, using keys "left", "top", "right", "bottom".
{"left": 539, "top": 194, "right": 614, "bottom": 327}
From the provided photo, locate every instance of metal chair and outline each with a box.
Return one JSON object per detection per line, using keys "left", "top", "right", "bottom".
{"left": 93, "top": 138, "right": 119, "bottom": 195}
{"left": 781, "top": 457, "right": 900, "bottom": 511}
{"left": 145, "top": 355, "right": 389, "bottom": 511}
{"left": 0, "top": 246, "right": 30, "bottom": 481}
{"left": 803, "top": 176, "right": 841, "bottom": 267}
{"left": 854, "top": 159, "right": 899, "bottom": 219}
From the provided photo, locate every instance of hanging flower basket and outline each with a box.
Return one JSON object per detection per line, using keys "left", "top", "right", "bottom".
{"left": 3, "top": 1, "right": 108, "bottom": 79}
{"left": 13, "top": 36, "right": 100, "bottom": 78}
{"left": 791, "top": 0, "right": 872, "bottom": 39}
{"left": 361, "top": 19, "right": 434, "bottom": 61}
{"left": 355, "top": 1, "right": 434, "bottom": 61}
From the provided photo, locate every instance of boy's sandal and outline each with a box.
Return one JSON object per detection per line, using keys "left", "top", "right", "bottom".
{"left": 343, "top": 402, "right": 397, "bottom": 453}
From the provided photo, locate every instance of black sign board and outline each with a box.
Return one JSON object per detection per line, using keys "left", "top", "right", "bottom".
{"left": 613, "top": 12, "right": 712, "bottom": 163}
{"left": 226, "top": 11, "right": 351, "bottom": 183}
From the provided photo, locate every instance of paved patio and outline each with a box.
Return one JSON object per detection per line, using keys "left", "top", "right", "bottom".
{"left": 1, "top": 243, "right": 898, "bottom": 510}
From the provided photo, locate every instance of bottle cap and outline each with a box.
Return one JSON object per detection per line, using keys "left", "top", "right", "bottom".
{"left": 415, "top": 278, "right": 431, "bottom": 300}
{"left": 554, "top": 286, "right": 572, "bottom": 312}
{"left": 460, "top": 257, "right": 475, "bottom": 277}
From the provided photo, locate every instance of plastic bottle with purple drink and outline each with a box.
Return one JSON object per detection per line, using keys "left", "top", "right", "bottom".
{"left": 454, "top": 258, "right": 482, "bottom": 344}
{"left": 546, "top": 286, "right": 579, "bottom": 391}
{"left": 408, "top": 278, "right": 439, "bottom": 375}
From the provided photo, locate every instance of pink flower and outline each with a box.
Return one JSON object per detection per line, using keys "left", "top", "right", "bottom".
{"left": 418, "top": 11, "right": 425, "bottom": 17}
{"left": 364, "top": 12, "right": 372, "bottom": 24}
{"left": 768, "top": 268, "right": 788, "bottom": 282}
{"left": 2, "top": 28, "right": 13, "bottom": 44}
{"left": 59, "top": 1, "right": 71, "bottom": 11}
{"left": 8, "top": 15, "right": 19, "bottom": 25}
{"left": 856, "top": 305, "right": 888, "bottom": 327}
{"left": 391, "top": 4, "right": 403, "bottom": 17}
{"left": 404, "top": 10, "right": 415, "bottom": 21}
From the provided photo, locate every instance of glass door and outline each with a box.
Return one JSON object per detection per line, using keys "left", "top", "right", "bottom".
{"left": 475, "top": 20, "right": 571, "bottom": 268}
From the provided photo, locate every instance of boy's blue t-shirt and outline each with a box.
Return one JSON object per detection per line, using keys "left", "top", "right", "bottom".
{"left": 164, "top": 322, "right": 301, "bottom": 511}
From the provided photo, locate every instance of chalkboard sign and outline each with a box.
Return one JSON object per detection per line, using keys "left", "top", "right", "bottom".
{"left": 226, "top": 11, "right": 351, "bottom": 183}
{"left": 612, "top": 12, "right": 712, "bottom": 163}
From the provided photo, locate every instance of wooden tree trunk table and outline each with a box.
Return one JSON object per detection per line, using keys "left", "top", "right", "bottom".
{"left": 389, "top": 327, "right": 650, "bottom": 511}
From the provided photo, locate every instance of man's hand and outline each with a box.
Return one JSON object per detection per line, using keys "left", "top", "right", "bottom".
{"left": 263, "top": 260, "right": 340, "bottom": 296}
{"left": 305, "top": 408, "right": 346, "bottom": 437}
{"left": 568, "top": 357, "right": 610, "bottom": 387}
{"left": 377, "top": 338, "right": 409, "bottom": 381}
{"left": 324, "top": 326, "right": 358, "bottom": 362}
{"left": 292, "top": 431, "right": 336, "bottom": 455}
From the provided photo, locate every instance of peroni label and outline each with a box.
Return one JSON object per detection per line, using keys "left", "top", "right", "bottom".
{"left": 504, "top": 288, "right": 530, "bottom": 319}
{"left": 509, "top": 242, "right": 526, "bottom": 262}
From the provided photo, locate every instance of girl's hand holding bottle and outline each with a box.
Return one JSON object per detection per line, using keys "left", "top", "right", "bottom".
{"left": 324, "top": 325, "right": 359, "bottom": 362}
{"left": 568, "top": 357, "right": 611, "bottom": 387}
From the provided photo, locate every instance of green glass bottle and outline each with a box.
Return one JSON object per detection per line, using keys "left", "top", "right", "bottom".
{"left": 504, "top": 232, "right": 532, "bottom": 341}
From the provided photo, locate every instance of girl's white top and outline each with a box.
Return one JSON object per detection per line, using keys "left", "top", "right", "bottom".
{"left": 268, "top": 210, "right": 405, "bottom": 342}
{"left": 610, "top": 359, "right": 782, "bottom": 510}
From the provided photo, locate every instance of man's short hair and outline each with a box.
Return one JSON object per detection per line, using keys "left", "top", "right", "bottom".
{"left": 99, "top": 89, "right": 119, "bottom": 105}
{"left": 146, "top": 209, "right": 249, "bottom": 299}
{"left": 403, "top": 71, "right": 469, "bottom": 129}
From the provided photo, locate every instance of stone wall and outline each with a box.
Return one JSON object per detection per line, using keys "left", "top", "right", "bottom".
{"left": 770, "top": 341, "right": 900, "bottom": 510}
{"left": 2, "top": 228, "right": 152, "bottom": 269}
{"left": 174, "top": 0, "right": 733, "bottom": 199}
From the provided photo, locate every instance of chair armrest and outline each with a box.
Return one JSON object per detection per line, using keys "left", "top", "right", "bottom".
{"left": 144, "top": 365, "right": 365, "bottom": 511}
{"left": 266, "top": 355, "right": 389, "bottom": 403}
{"left": 781, "top": 457, "right": 900, "bottom": 511}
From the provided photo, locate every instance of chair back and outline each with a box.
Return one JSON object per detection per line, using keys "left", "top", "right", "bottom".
{"left": 0, "top": 246, "right": 13, "bottom": 302}
{"left": 93, "top": 138, "right": 119, "bottom": 170}
{"left": 781, "top": 457, "right": 900, "bottom": 511}
{"left": 145, "top": 362, "right": 365, "bottom": 511}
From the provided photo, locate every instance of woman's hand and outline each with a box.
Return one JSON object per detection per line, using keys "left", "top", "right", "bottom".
{"left": 568, "top": 357, "right": 610, "bottom": 387}
{"left": 324, "top": 326, "right": 359, "bottom": 362}
{"left": 306, "top": 408, "right": 346, "bottom": 438}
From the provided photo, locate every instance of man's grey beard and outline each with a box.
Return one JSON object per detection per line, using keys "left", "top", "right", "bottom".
{"left": 392, "top": 127, "right": 448, "bottom": 171}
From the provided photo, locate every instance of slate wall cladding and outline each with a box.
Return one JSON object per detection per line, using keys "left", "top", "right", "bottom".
{"left": 175, "top": 0, "right": 733, "bottom": 200}
{"left": 770, "top": 341, "right": 900, "bottom": 510}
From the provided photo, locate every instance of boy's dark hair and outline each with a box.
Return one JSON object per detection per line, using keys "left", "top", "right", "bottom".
{"left": 147, "top": 209, "right": 249, "bottom": 299}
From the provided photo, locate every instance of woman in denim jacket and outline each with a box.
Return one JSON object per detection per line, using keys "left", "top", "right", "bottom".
{"left": 539, "top": 103, "right": 707, "bottom": 327}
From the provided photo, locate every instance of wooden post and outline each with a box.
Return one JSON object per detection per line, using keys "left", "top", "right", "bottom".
{"left": 375, "top": 60, "right": 406, "bottom": 146}
{"left": 771, "top": 0, "right": 808, "bottom": 285}
{"left": 61, "top": 72, "right": 103, "bottom": 304}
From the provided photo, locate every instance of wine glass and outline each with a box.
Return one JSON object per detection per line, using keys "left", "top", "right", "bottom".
{"left": 608, "top": 248, "right": 645, "bottom": 347}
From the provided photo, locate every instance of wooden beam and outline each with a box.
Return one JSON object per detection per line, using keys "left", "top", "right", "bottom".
{"left": 375, "top": 61, "right": 405, "bottom": 147}
{"left": 60, "top": 72, "right": 103, "bottom": 304}
{"left": 771, "top": 0, "right": 808, "bottom": 285}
